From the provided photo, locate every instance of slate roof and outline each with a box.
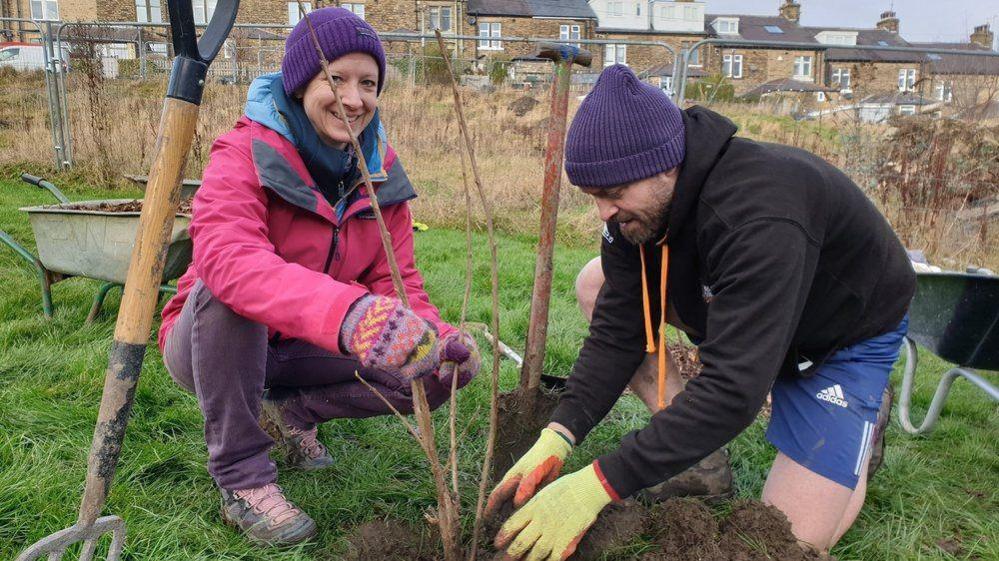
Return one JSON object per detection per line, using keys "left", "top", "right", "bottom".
{"left": 802, "top": 28, "right": 923, "bottom": 63}
{"left": 741, "top": 78, "right": 833, "bottom": 98}
{"left": 861, "top": 92, "right": 934, "bottom": 105}
{"left": 645, "top": 62, "right": 708, "bottom": 78}
{"left": 467, "top": 0, "right": 596, "bottom": 20}
{"left": 705, "top": 14, "right": 819, "bottom": 46}
{"left": 908, "top": 42, "right": 999, "bottom": 76}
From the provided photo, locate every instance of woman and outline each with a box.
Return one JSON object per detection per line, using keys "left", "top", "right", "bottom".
{"left": 158, "top": 8, "right": 480, "bottom": 546}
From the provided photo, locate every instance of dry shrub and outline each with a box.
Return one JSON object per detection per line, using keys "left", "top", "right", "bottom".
{"left": 1, "top": 76, "right": 995, "bottom": 266}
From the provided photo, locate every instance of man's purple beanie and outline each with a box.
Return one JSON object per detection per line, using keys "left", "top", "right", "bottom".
{"left": 281, "top": 7, "right": 387, "bottom": 96}
{"left": 565, "top": 64, "right": 685, "bottom": 188}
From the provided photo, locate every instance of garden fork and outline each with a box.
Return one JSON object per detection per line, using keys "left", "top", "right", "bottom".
{"left": 15, "top": 1, "right": 239, "bottom": 559}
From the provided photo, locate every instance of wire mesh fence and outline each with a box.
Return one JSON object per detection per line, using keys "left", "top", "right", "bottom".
{"left": 0, "top": 18, "right": 996, "bottom": 269}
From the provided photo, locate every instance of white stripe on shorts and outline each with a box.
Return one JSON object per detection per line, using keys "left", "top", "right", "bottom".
{"left": 854, "top": 421, "right": 874, "bottom": 476}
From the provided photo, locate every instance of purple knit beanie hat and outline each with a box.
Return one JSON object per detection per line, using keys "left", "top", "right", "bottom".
{"left": 565, "top": 64, "right": 685, "bottom": 188}
{"left": 281, "top": 7, "right": 387, "bottom": 96}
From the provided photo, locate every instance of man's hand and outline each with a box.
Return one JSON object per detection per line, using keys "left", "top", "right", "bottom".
{"left": 340, "top": 294, "right": 439, "bottom": 380}
{"left": 436, "top": 332, "right": 480, "bottom": 389}
{"left": 494, "top": 462, "right": 615, "bottom": 561}
{"left": 485, "top": 428, "right": 572, "bottom": 517}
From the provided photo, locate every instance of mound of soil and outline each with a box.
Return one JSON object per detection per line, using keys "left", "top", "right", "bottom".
{"left": 341, "top": 519, "right": 440, "bottom": 561}
{"left": 508, "top": 95, "right": 540, "bottom": 116}
{"left": 642, "top": 499, "right": 833, "bottom": 561}
{"left": 62, "top": 198, "right": 193, "bottom": 214}
{"left": 491, "top": 386, "right": 562, "bottom": 480}
{"left": 481, "top": 498, "right": 648, "bottom": 561}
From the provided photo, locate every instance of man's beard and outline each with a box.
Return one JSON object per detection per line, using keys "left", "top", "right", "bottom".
{"left": 617, "top": 192, "right": 672, "bottom": 245}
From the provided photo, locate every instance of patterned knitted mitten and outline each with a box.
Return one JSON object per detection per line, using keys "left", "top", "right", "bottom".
{"left": 341, "top": 295, "right": 439, "bottom": 380}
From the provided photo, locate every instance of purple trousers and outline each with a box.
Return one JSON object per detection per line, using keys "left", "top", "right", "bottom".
{"left": 162, "top": 280, "right": 452, "bottom": 491}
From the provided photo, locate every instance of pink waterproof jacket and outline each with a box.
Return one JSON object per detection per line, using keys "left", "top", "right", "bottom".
{"left": 158, "top": 115, "right": 454, "bottom": 354}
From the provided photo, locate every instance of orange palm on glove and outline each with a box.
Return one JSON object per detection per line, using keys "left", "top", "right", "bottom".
{"left": 486, "top": 428, "right": 573, "bottom": 516}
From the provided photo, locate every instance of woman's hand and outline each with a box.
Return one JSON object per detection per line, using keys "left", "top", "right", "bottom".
{"left": 436, "top": 332, "right": 481, "bottom": 389}
{"left": 340, "top": 295, "right": 439, "bottom": 380}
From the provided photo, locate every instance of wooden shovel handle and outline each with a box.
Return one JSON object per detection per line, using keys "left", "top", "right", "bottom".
{"left": 78, "top": 97, "right": 199, "bottom": 526}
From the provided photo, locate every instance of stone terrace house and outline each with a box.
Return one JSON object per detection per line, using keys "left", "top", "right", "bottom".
{"left": 702, "top": 9, "right": 826, "bottom": 97}
{"left": 465, "top": 0, "right": 597, "bottom": 60}
{"left": 910, "top": 24, "right": 999, "bottom": 118}
{"left": 805, "top": 12, "right": 924, "bottom": 99}
{"left": 589, "top": 0, "right": 707, "bottom": 72}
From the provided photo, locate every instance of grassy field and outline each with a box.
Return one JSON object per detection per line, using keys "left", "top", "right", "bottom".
{"left": 1, "top": 174, "right": 997, "bottom": 560}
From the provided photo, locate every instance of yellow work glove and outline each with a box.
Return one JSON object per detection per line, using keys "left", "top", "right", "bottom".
{"left": 485, "top": 428, "right": 572, "bottom": 516}
{"left": 495, "top": 462, "right": 616, "bottom": 561}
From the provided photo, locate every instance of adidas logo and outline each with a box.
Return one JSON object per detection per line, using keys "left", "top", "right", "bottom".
{"left": 816, "top": 384, "right": 849, "bottom": 408}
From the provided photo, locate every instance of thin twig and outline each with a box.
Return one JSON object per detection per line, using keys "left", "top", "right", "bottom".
{"left": 298, "top": 6, "right": 459, "bottom": 560}
{"left": 433, "top": 30, "right": 502, "bottom": 561}
{"left": 353, "top": 372, "right": 422, "bottom": 444}
{"left": 443, "top": 404, "right": 483, "bottom": 479}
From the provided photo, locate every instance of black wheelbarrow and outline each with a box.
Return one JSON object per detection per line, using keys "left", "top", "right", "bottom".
{"left": 898, "top": 270, "right": 999, "bottom": 434}
{"left": 0, "top": 173, "right": 192, "bottom": 322}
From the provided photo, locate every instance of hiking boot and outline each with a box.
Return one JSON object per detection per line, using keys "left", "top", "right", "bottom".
{"left": 261, "top": 394, "right": 335, "bottom": 471}
{"left": 638, "top": 448, "right": 734, "bottom": 504}
{"left": 867, "top": 384, "right": 893, "bottom": 480}
{"left": 220, "top": 483, "right": 317, "bottom": 546}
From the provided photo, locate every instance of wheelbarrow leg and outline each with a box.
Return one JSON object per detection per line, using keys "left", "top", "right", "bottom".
{"left": 86, "top": 283, "right": 121, "bottom": 324}
{"left": 0, "top": 229, "right": 56, "bottom": 318}
{"left": 898, "top": 337, "right": 999, "bottom": 434}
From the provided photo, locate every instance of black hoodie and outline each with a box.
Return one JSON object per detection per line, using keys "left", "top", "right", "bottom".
{"left": 550, "top": 106, "right": 915, "bottom": 498}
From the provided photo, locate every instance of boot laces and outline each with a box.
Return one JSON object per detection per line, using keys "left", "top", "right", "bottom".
{"left": 235, "top": 483, "right": 301, "bottom": 526}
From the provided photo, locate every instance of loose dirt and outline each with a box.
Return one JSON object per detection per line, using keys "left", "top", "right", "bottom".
{"left": 60, "top": 198, "right": 193, "bottom": 214}
{"left": 490, "top": 386, "right": 562, "bottom": 481}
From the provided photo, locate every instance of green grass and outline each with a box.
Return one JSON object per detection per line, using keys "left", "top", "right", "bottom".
{"left": 1, "top": 173, "right": 996, "bottom": 560}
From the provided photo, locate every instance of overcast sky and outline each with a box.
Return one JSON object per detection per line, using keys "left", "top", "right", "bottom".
{"left": 703, "top": 0, "right": 999, "bottom": 44}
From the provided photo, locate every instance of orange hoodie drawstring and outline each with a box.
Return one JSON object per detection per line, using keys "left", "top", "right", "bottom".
{"left": 639, "top": 244, "right": 670, "bottom": 410}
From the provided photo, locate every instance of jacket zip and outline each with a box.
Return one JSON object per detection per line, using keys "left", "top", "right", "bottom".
{"left": 323, "top": 226, "right": 340, "bottom": 274}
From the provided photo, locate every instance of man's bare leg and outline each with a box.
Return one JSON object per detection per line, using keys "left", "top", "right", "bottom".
{"left": 575, "top": 257, "right": 684, "bottom": 408}
{"left": 762, "top": 451, "right": 868, "bottom": 552}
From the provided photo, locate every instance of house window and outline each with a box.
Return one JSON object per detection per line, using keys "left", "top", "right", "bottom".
{"left": 342, "top": 3, "right": 365, "bottom": 19}
{"left": 898, "top": 68, "right": 916, "bottom": 91}
{"left": 193, "top": 0, "right": 217, "bottom": 25}
{"left": 661, "top": 76, "right": 674, "bottom": 94}
{"left": 714, "top": 19, "right": 738, "bottom": 34}
{"left": 560, "top": 24, "right": 581, "bottom": 46}
{"left": 604, "top": 44, "right": 627, "bottom": 67}
{"left": 608, "top": 2, "right": 623, "bottom": 17}
{"left": 683, "top": 42, "right": 700, "bottom": 66}
{"left": 428, "top": 6, "right": 453, "bottom": 32}
{"left": 478, "top": 22, "right": 501, "bottom": 50}
{"left": 636, "top": 2, "right": 641, "bottom": 16}
{"left": 764, "top": 25, "right": 784, "bottom": 34}
{"left": 898, "top": 105, "right": 916, "bottom": 116}
{"left": 135, "top": 0, "right": 161, "bottom": 23}
{"left": 935, "top": 80, "right": 953, "bottom": 101}
{"left": 684, "top": 6, "right": 697, "bottom": 20}
{"left": 287, "top": 2, "right": 311, "bottom": 26}
{"left": 816, "top": 91, "right": 826, "bottom": 102}
{"left": 722, "top": 53, "right": 742, "bottom": 78}
{"left": 831, "top": 68, "right": 850, "bottom": 89}
{"left": 794, "top": 55, "right": 813, "bottom": 78}
{"left": 29, "top": 0, "right": 59, "bottom": 19}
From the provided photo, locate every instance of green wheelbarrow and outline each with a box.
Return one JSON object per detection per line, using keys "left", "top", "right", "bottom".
{"left": 0, "top": 173, "right": 193, "bottom": 322}
{"left": 898, "top": 270, "right": 999, "bottom": 434}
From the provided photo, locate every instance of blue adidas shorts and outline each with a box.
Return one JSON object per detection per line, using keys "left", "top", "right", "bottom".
{"left": 766, "top": 316, "right": 908, "bottom": 490}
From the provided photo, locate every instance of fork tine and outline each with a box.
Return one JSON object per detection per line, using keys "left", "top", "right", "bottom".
{"left": 79, "top": 539, "right": 97, "bottom": 561}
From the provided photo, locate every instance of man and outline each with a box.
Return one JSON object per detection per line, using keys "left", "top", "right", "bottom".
{"left": 487, "top": 65, "right": 914, "bottom": 560}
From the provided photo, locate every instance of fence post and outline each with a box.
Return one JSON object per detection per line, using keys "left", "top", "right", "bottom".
{"left": 138, "top": 27, "right": 146, "bottom": 79}
{"left": 41, "top": 20, "right": 71, "bottom": 169}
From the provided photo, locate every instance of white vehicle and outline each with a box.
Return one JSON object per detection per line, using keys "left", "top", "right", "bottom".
{"left": 0, "top": 43, "right": 69, "bottom": 72}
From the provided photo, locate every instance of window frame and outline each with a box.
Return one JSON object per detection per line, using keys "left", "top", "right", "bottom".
{"left": 427, "top": 6, "right": 454, "bottom": 33}
{"left": 287, "top": 2, "right": 312, "bottom": 26}
{"left": 898, "top": 68, "right": 916, "bottom": 91}
{"left": 604, "top": 44, "right": 627, "bottom": 67}
{"left": 832, "top": 67, "right": 851, "bottom": 90}
{"left": 793, "top": 55, "right": 813, "bottom": 79}
{"left": 478, "top": 22, "right": 502, "bottom": 50}
{"left": 135, "top": 0, "right": 162, "bottom": 24}
{"left": 30, "top": 0, "right": 59, "bottom": 20}
{"left": 341, "top": 3, "right": 365, "bottom": 20}
{"left": 722, "top": 53, "right": 742, "bottom": 78}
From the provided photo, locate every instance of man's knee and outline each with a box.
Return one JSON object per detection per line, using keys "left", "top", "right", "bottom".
{"left": 575, "top": 257, "right": 604, "bottom": 321}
